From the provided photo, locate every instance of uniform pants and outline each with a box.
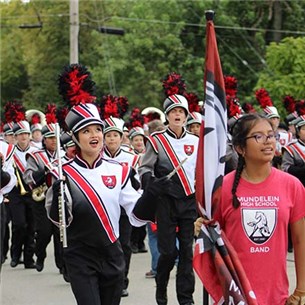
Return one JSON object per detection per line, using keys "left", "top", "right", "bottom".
{"left": 8, "top": 192, "right": 35, "bottom": 265}
{"left": 64, "top": 240, "right": 125, "bottom": 305}
{"left": 156, "top": 195, "right": 197, "bottom": 305}
{"left": 130, "top": 225, "right": 147, "bottom": 250}
{"left": 119, "top": 210, "right": 132, "bottom": 290}
{"left": 32, "top": 201, "right": 63, "bottom": 269}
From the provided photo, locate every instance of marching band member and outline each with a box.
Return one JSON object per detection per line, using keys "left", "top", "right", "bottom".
{"left": 0, "top": 138, "right": 16, "bottom": 269}
{"left": 24, "top": 122, "right": 64, "bottom": 273}
{"left": 3, "top": 123, "right": 15, "bottom": 145}
{"left": 139, "top": 94, "right": 199, "bottom": 305}
{"left": 7, "top": 116, "right": 37, "bottom": 269}
{"left": 102, "top": 116, "right": 141, "bottom": 297}
{"left": 186, "top": 111, "right": 202, "bottom": 136}
{"left": 45, "top": 63, "right": 170, "bottom": 305}
{"left": 45, "top": 101, "right": 170, "bottom": 305}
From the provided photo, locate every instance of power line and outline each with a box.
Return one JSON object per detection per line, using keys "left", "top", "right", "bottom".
{"left": 2, "top": 14, "right": 305, "bottom": 35}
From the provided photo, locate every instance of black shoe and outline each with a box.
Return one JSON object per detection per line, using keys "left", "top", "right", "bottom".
{"left": 63, "top": 272, "right": 70, "bottom": 283}
{"left": 138, "top": 246, "right": 148, "bottom": 253}
{"left": 24, "top": 262, "right": 36, "bottom": 269}
{"left": 36, "top": 260, "right": 44, "bottom": 272}
{"left": 10, "top": 259, "right": 19, "bottom": 268}
{"left": 156, "top": 287, "right": 167, "bottom": 305}
{"left": 121, "top": 289, "right": 129, "bottom": 297}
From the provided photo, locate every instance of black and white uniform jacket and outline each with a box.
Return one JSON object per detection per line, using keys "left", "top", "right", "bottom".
{"left": 0, "top": 140, "right": 16, "bottom": 202}
{"left": 46, "top": 154, "right": 146, "bottom": 247}
{"left": 103, "top": 146, "right": 141, "bottom": 190}
{"left": 12, "top": 144, "right": 37, "bottom": 195}
{"left": 24, "top": 148, "right": 64, "bottom": 189}
{"left": 282, "top": 139, "right": 305, "bottom": 186}
{"left": 138, "top": 127, "right": 199, "bottom": 199}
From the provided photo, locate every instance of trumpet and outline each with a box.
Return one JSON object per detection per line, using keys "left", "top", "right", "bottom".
{"left": 14, "top": 163, "right": 28, "bottom": 196}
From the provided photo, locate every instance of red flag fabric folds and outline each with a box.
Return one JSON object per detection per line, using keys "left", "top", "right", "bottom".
{"left": 193, "top": 11, "right": 258, "bottom": 305}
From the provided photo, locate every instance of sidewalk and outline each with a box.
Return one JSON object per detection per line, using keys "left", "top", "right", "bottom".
{"left": 0, "top": 241, "right": 296, "bottom": 305}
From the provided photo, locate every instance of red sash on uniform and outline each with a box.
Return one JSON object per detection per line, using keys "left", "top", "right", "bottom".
{"left": 155, "top": 133, "right": 192, "bottom": 196}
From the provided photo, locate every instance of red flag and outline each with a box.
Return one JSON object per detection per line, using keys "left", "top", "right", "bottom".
{"left": 193, "top": 11, "right": 258, "bottom": 305}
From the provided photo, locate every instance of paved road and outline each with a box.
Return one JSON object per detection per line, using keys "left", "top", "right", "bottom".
{"left": 0, "top": 241, "right": 296, "bottom": 305}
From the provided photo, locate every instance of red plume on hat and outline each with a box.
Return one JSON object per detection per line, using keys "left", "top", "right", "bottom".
{"left": 283, "top": 95, "right": 296, "bottom": 114}
{"left": 227, "top": 97, "right": 242, "bottom": 118}
{"left": 45, "top": 103, "right": 57, "bottom": 124}
{"left": 3, "top": 100, "right": 26, "bottom": 123}
{"left": 296, "top": 100, "right": 305, "bottom": 116}
{"left": 184, "top": 92, "right": 201, "bottom": 113}
{"left": 162, "top": 72, "right": 186, "bottom": 97}
{"left": 99, "top": 95, "right": 119, "bottom": 119}
{"left": 58, "top": 63, "right": 96, "bottom": 107}
{"left": 255, "top": 88, "right": 273, "bottom": 108}
{"left": 31, "top": 113, "right": 41, "bottom": 124}
{"left": 242, "top": 102, "right": 256, "bottom": 114}
{"left": 224, "top": 75, "right": 238, "bottom": 98}
{"left": 125, "top": 107, "right": 145, "bottom": 130}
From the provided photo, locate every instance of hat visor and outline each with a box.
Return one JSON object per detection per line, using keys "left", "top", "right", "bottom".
{"left": 43, "top": 132, "right": 56, "bottom": 138}
{"left": 72, "top": 118, "right": 104, "bottom": 133}
{"left": 14, "top": 130, "right": 31, "bottom": 135}
{"left": 266, "top": 114, "right": 280, "bottom": 119}
{"left": 165, "top": 104, "right": 188, "bottom": 115}
{"left": 104, "top": 127, "right": 123, "bottom": 135}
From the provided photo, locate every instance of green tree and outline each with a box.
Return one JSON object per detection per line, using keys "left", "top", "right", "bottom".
{"left": 256, "top": 37, "right": 305, "bottom": 117}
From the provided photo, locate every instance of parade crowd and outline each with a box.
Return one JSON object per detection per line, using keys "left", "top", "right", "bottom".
{"left": 1, "top": 65, "right": 305, "bottom": 305}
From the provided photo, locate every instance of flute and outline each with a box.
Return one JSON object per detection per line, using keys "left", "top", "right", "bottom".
{"left": 55, "top": 123, "right": 68, "bottom": 248}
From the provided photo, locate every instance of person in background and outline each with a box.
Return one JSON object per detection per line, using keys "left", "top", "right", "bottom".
{"left": 144, "top": 119, "right": 165, "bottom": 279}
{"left": 102, "top": 116, "right": 141, "bottom": 297}
{"left": 139, "top": 94, "right": 199, "bottom": 305}
{"left": 0, "top": 139, "right": 16, "bottom": 270}
{"left": 24, "top": 123, "right": 64, "bottom": 273}
{"left": 1, "top": 123, "right": 15, "bottom": 263}
{"left": 195, "top": 113, "right": 305, "bottom": 305}
{"left": 8, "top": 120, "right": 37, "bottom": 269}
{"left": 30, "top": 123, "right": 43, "bottom": 149}
{"left": 128, "top": 127, "right": 148, "bottom": 254}
{"left": 186, "top": 112, "right": 202, "bottom": 137}
{"left": 3, "top": 123, "right": 15, "bottom": 145}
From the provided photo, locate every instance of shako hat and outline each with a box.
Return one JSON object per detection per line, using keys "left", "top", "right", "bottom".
{"left": 129, "top": 126, "right": 145, "bottom": 139}
{"left": 163, "top": 94, "right": 189, "bottom": 115}
{"left": 41, "top": 124, "right": 56, "bottom": 138}
{"left": 65, "top": 103, "right": 104, "bottom": 134}
{"left": 187, "top": 112, "right": 202, "bottom": 126}
{"left": 103, "top": 116, "right": 125, "bottom": 135}
{"left": 60, "top": 132, "right": 75, "bottom": 148}
{"left": 3, "top": 123, "right": 14, "bottom": 135}
{"left": 13, "top": 120, "right": 31, "bottom": 135}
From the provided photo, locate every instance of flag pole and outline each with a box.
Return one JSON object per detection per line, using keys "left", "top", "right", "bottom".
{"left": 202, "top": 10, "right": 215, "bottom": 305}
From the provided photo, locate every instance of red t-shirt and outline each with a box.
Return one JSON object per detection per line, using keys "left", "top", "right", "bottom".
{"left": 216, "top": 167, "right": 305, "bottom": 305}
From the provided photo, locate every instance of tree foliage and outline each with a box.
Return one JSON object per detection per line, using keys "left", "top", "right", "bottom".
{"left": 1, "top": 0, "right": 305, "bottom": 118}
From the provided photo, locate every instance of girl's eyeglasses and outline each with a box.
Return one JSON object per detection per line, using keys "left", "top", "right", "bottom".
{"left": 245, "top": 133, "right": 279, "bottom": 143}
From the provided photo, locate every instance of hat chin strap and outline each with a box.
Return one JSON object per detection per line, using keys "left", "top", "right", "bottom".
{"left": 71, "top": 133, "right": 84, "bottom": 151}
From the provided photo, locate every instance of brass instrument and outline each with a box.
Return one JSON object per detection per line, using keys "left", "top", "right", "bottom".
{"left": 32, "top": 183, "right": 48, "bottom": 202}
{"left": 14, "top": 163, "right": 28, "bottom": 196}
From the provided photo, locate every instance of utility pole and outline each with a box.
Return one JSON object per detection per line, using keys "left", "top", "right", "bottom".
{"left": 70, "top": 0, "right": 79, "bottom": 64}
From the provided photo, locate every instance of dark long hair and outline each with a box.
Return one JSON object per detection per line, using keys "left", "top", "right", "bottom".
{"left": 230, "top": 113, "right": 274, "bottom": 208}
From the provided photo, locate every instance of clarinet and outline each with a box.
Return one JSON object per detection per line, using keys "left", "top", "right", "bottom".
{"left": 55, "top": 123, "right": 68, "bottom": 248}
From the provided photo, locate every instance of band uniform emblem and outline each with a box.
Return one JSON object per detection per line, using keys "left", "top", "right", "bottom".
{"left": 102, "top": 175, "right": 116, "bottom": 189}
{"left": 184, "top": 144, "right": 194, "bottom": 156}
